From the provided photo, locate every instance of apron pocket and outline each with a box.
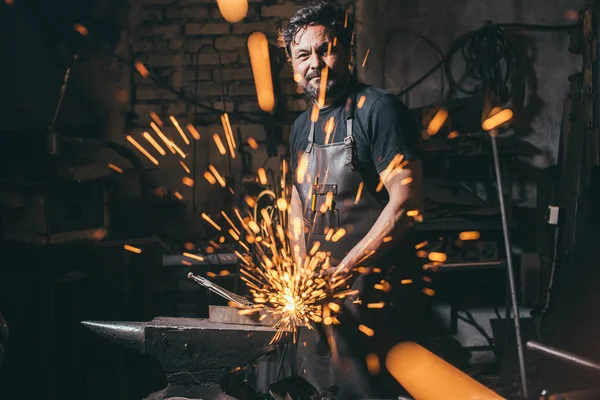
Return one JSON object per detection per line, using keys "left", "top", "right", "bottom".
{"left": 312, "top": 209, "right": 339, "bottom": 235}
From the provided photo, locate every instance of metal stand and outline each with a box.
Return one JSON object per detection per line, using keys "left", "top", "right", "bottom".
{"left": 527, "top": 341, "right": 600, "bottom": 373}
{"left": 47, "top": 54, "right": 78, "bottom": 155}
{"left": 490, "top": 129, "right": 528, "bottom": 398}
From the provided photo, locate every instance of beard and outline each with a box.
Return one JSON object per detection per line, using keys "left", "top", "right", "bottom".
{"left": 300, "top": 70, "right": 347, "bottom": 102}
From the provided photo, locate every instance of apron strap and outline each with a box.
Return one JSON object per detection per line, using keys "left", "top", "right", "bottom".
{"left": 305, "top": 81, "right": 357, "bottom": 165}
{"left": 305, "top": 121, "right": 315, "bottom": 153}
{"left": 344, "top": 92, "right": 356, "bottom": 170}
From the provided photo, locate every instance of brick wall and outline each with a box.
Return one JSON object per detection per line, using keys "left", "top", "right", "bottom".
{"left": 130, "top": 0, "right": 308, "bottom": 127}
{"left": 116, "top": 0, "right": 314, "bottom": 218}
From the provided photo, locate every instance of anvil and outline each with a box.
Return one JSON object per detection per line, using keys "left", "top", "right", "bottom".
{"left": 82, "top": 314, "right": 290, "bottom": 400}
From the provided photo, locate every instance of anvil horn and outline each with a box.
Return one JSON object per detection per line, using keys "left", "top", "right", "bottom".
{"left": 81, "top": 320, "right": 145, "bottom": 354}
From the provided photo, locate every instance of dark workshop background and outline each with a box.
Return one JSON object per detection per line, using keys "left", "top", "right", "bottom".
{"left": 1, "top": 0, "right": 599, "bottom": 399}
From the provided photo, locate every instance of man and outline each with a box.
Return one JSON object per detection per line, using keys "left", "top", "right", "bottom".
{"left": 280, "top": 1, "right": 427, "bottom": 398}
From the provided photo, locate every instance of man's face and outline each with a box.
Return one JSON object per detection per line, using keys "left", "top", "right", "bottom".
{"left": 290, "top": 24, "right": 350, "bottom": 103}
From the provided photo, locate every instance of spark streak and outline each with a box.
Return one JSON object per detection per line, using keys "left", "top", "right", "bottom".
{"left": 213, "top": 134, "right": 227, "bottom": 155}
{"left": 143, "top": 132, "right": 166, "bottom": 155}
{"left": 150, "top": 122, "right": 175, "bottom": 154}
{"left": 124, "top": 245, "right": 142, "bottom": 254}
{"left": 170, "top": 116, "right": 189, "bottom": 145}
{"left": 126, "top": 136, "right": 158, "bottom": 165}
{"left": 187, "top": 123, "right": 201, "bottom": 140}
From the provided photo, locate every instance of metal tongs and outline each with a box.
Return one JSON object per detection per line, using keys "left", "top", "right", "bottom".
{"left": 187, "top": 272, "right": 255, "bottom": 310}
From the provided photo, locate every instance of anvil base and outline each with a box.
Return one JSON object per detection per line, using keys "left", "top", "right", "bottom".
{"left": 82, "top": 316, "right": 291, "bottom": 400}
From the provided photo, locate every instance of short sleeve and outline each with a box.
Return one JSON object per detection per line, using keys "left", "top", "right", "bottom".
{"left": 367, "top": 94, "right": 420, "bottom": 174}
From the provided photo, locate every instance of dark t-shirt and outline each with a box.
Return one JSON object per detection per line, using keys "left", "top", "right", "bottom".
{"left": 290, "top": 80, "right": 420, "bottom": 203}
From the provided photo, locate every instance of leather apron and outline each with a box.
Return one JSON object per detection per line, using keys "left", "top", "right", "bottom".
{"left": 293, "top": 90, "right": 418, "bottom": 399}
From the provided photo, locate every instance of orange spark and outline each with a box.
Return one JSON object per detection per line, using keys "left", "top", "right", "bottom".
{"left": 331, "top": 228, "right": 346, "bottom": 242}
{"left": 180, "top": 160, "right": 191, "bottom": 174}
{"left": 208, "top": 165, "right": 227, "bottom": 187}
{"left": 358, "top": 324, "right": 374, "bottom": 337}
{"left": 150, "top": 121, "right": 176, "bottom": 154}
{"left": 324, "top": 116, "right": 335, "bottom": 145}
{"left": 171, "top": 141, "right": 187, "bottom": 159}
{"left": 221, "top": 113, "right": 236, "bottom": 158}
{"left": 317, "top": 67, "right": 329, "bottom": 108}
{"left": 247, "top": 137, "right": 259, "bottom": 150}
{"left": 401, "top": 279, "right": 412, "bottom": 284}
{"left": 377, "top": 154, "right": 404, "bottom": 192}
{"left": 183, "top": 252, "right": 204, "bottom": 261}
{"left": 482, "top": 109, "right": 513, "bottom": 131}
{"left": 277, "top": 198, "right": 287, "bottom": 211}
{"left": 229, "top": 228, "right": 240, "bottom": 241}
{"left": 247, "top": 31, "right": 275, "bottom": 112}
{"left": 213, "top": 133, "right": 227, "bottom": 155}
{"left": 296, "top": 155, "right": 309, "bottom": 184}
{"left": 459, "top": 231, "right": 481, "bottom": 241}
{"left": 73, "top": 23, "right": 88, "bottom": 36}
{"left": 134, "top": 61, "right": 150, "bottom": 78}
{"left": 258, "top": 168, "right": 268, "bottom": 185}
{"left": 204, "top": 171, "right": 217, "bottom": 184}
{"left": 448, "top": 131, "right": 459, "bottom": 139}
{"left": 362, "top": 49, "right": 370, "bottom": 68}
{"left": 143, "top": 132, "right": 167, "bottom": 155}
{"left": 415, "top": 241, "right": 428, "bottom": 249}
{"left": 170, "top": 116, "right": 189, "bottom": 145}
{"left": 325, "top": 192, "right": 334, "bottom": 209}
{"left": 245, "top": 195, "right": 256, "bottom": 208}
{"left": 311, "top": 104, "right": 320, "bottom": 122}
{"left": 367, "top": 302, "right": 385, "bottom": 309}
{"left": 401, "top": 177, "right": 413, "bottom": 185}
{"left": 423, "top": 288, "right": 436, "bottom": 296}
{"left": 186, "top": 123, "right": 200, "bottom": 140}
{"left": 366, "top": 353, "right": 381, "bottom": 375}
{"left": 126, "top": 135, "right": 158, "bottom": 165}
{"left": 182, "top": 177, "right": 194, "bottom": 187}
{"left": 124, "top": 244, "right": 142, "bottom": 254}
{"left": 248, "top": 220, "right": 260, "bottom": 234}
{"left": 108, "top": 163, "right": 123, "bottom": 173}
{"left": 407, "top": 210, "right": 419, "bottom": 217}
{"left": 383, "top": 236, "right": 392, "bottom": 243}
{"left": 174, "top": 191, "right": 183, "bottom": 200}
{"left": 201, "top": 213, "right": 221, "bottom": 231}
{"left": 354, "top": 181, "right": 364, "bottom": 204}
{"left": 150, "top": 112, "right": 164, "bottom": 127}
{"left": 357, "top": 95, "right": 366, "bottom": 109}
{"left": 309, "top": 241, "right": 320, "bottom": 256}
{"left": 428, "top": 252, "right": 447, "bottom": 263}
{"left": 427, "top": 108, "right": 448, "bottom": 136}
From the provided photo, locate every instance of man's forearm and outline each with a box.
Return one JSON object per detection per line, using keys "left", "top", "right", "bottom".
{"left": 334, "top": 160, "right": 423, "bottom": 276}
{"left": 334, "top": 200, "right": 413, "bottom": 275}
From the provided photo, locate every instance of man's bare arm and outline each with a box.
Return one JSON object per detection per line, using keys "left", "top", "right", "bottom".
{"left": 289, "top": 185, "right": 307, "bottom": 259}
{"left": 334, "top": 159, "right": 423, "bottom": 276}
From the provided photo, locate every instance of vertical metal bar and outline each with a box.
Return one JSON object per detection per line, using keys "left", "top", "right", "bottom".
{"left": 490, "top": 130, "right": 528, "bottom": 397}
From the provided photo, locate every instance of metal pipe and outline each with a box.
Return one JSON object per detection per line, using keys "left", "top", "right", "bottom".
{"left": 527, "top": 341, "right": 600, "bottom": 373}
{"left": 490, "top": 129, "right": 529, "bottom": 397}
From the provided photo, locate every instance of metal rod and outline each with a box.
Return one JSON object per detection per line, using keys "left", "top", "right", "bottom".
{"left": 527, "top": 341, "right": 600, "bottom": 372}
{"left": 490, "top": 129, "right": 528, "bottom": 397}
